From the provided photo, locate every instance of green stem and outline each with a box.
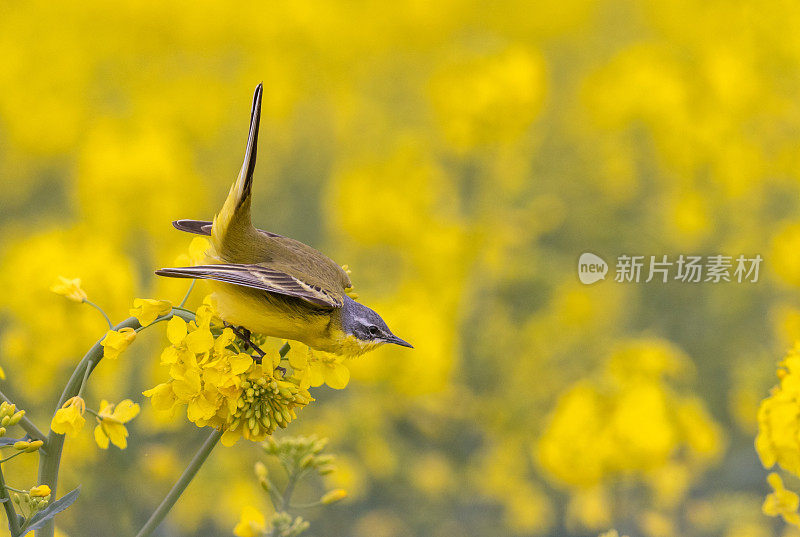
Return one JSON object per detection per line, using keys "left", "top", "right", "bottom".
{"left": 281, "top": 470, "right": 299, "bottom": 511}
{"left": 76, "top": 361, "right": 93, "bottom": 400}
{"left": 82, "top": 300, "right": 113, "bottom": 330}
{"left": 0, "top": 390, "right": 47, "bottom": 445}
{"left": 179, "top": 280, "right": 196, "bottom": 308}
{"left": 0, "top": 463, "right": 21, "bottom": 536}
{"left": 288, "top": 500, "right": 322, "bottom": 509}
{"left": 134, "top": 429, "right": 222, "bottom": 537}
{"left": 0, "top": 451, "right": 25, "bottom": 465}
{"left": 263, "top": 476, "right": 283, "bottom": 509}
{"left": 268, "top": 470, "right": 300, "bottom": 537}
{"left": 35, "top": 309, "right": 196, "bottom": 537}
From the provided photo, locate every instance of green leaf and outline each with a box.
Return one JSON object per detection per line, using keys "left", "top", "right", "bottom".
{"left": 19, "top": 487, "right": 80, "bottom": 535}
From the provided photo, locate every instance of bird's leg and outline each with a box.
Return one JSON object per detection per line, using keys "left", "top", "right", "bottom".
{"left": 224, "top": 322, "right": 266, "bottom": 364}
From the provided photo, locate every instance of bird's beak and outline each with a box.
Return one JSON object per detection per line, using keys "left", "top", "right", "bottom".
{"left": 386, "top": 334, "right": 414, "bottom": 349}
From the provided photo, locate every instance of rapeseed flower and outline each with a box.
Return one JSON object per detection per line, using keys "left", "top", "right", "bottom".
{"left": 145, "top": 297, "right": 313, "bottom": 446}
{"left": 101, "top": 327, "right": 136, "bottom": 360}
{"left": 129, "top": 298, "right": 171, "bottom": 327}
{"left": 173, "top": 236, "right": 211, "bottom": 267}
{"left": 233, "top": 506, "right": 266, "bottom": 537}
{"left": 320, "top": 489, "right": 347, "bottom": 505}
{"left": 288, "top": 349, "right": 350, "bottom": 390}
{"left": 28, "top": 485, "right": 51, "bottom": 498}
{"left": 50, "top": 276, "right": 87, "bottom": 303}
{"left": 94, "top": 399, "right": 140, "bottom": 449}
{"left": 756, "top": 343, "right": 800, "bottom": 474}
{"left": 763, "top": 473, "right": 800, "bottom": 527}
{"left": 50, "top": 396, "right": 86, "bottom": 437}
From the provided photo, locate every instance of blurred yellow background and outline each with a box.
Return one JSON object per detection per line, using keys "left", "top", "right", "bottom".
{"left": 2, "top": 0, "right": 800, "bottom": 536}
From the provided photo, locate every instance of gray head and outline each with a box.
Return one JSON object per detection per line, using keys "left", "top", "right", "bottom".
{"left": 341, "top": 296, "right": 413, "bottom": 348}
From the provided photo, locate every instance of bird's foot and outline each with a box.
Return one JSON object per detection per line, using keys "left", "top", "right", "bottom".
{"left": 274, "top": 366, "right": 287, "bottom": 377}
{"left": 225, "top": 322, "right": 266, "bottom": 364}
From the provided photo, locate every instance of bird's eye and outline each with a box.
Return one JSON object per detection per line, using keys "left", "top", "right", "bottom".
{"left": 368, "top": 325, "right": 380, "bottom": 337}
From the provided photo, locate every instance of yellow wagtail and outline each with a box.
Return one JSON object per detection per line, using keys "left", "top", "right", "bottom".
{"left": 156, "top": 84, "right": 412, "bottom": 358}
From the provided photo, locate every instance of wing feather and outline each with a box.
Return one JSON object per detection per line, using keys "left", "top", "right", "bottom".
{"left": 155, "top": 264, "right": 342, "bottom": 308}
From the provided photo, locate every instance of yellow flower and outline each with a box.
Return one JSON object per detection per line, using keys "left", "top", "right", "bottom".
{"left": 142, "top": 383, "right": 177, "bottom": 411}
{"left": 49, "top": 276, "right": 87, "bottom": 303}
{"left": 29, "top": 485, "right": 51, "bottom": 498}
{"left": 289, "top": 349, "right": 350, "bottom": 390}
{"left": 171, "top": 363, "right": 220, "bottom": 422}
{"left": 50, "top": 396, "right": 86, "bottom": 437}
{"left": 145, "top": 296, "right": 313, "bottom": 446}
{"left": 93, "top": 399, "right": 140, "bottom": 449}
{"left": 233, "top": 506, "right": 266, "bottom": 537}
{"left": 757, "top": 344, "right": 800, "bottom": 474}
{"left": 129, "top": 298, "right": 172, "bottom": 327}
{"left": 173, "top": 237, "right": 211, "bottom": 267}
{"left": 320, "top": 489, "right": 347, "bottom": 505}
{"left": 101, "top": 327, "right": 137, "bottom": 360}
{"left": 763, "top": 472, "right": 800, "bottom": 527}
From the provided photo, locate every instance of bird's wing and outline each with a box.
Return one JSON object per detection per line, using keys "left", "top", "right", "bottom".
{"left": 155, "top": 264, "right": 342, "bottom": 308}
{"left": 172, "top": 219, "right": 284, "bottom": 239}
{"left": 170, "top": 219, "right": 352, "bottom": 290}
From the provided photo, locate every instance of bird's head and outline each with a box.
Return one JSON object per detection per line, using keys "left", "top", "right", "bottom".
{"left": 340, "top": 296, "right": 413, "bottom": 353}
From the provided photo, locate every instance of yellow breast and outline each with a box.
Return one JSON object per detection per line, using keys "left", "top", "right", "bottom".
{"left": 209, "top": 281, "right": 332, "bottom": 347}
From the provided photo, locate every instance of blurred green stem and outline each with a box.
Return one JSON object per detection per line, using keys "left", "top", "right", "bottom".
{"left": 0, "top": 463, "right": 21, "bottom": 536}
{"left": 35, "top": 308, "right": 196, "bottom": 537}
{"left": 179, "top": 279, "right": 196, "bottom": 308}
{"left": 134, "top": 428, "right": 222, "bottom": 537}
{"left": 268, "top": 470, "right": 300, "bottom": 537}
{"left": 83, "top": 299, "right": 113, "bottom": 329}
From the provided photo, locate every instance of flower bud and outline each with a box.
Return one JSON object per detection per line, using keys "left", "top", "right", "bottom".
{"left": 254, "top": 462, "right": 268, "bottom": 480}
{"left": 9, "top": 410, "right": 25, "bottom": 426}
{"left": 25, "top": 440, "right": 43, "bottom": 453}
{"left": 320, "top": 489, "right": 347, "bottom": 505}
{"left": 29, "top": 485, "right": 51, "bottom": 498}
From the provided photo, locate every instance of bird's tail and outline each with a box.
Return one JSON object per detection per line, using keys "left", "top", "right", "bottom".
{"left": 211, "top": 83, "right": 263, "bottom": 256}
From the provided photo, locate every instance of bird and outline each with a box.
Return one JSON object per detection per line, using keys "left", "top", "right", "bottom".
{"left": 155, "top": 83, "right": 412, "bottom": 358}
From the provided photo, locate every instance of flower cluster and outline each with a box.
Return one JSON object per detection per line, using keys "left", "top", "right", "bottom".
{"left": 144, "top": 299, "right": 313, "bottom": 446}
{"left": 756, "top": 343, "right": 800, "bottom": 475}
{"left": 0, "top": 402, "right": 26, "bottom": 437}
{"left": 762, "top": 472, "right": 800, "bottom": 527}
{"left": 262, "top": 435, "right": 337, "bottom": 475}
{"left": 538, "top": 340, "right": 722, "bottom": 489}
{"left": 755, "top": 344, "right": 800, "bottom": 527}
{"left": 50, "top": 394, "right": 140, "bottom": 450}
{"left": 11, "top": 486, "right": 51, "bottom": 520}
{"left": 234, "top": 435, "right": 346, "bottom": 537}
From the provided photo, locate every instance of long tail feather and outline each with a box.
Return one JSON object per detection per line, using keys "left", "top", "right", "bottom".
{"left": 212, "top": 83, "right": 263, "bottom": 253}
